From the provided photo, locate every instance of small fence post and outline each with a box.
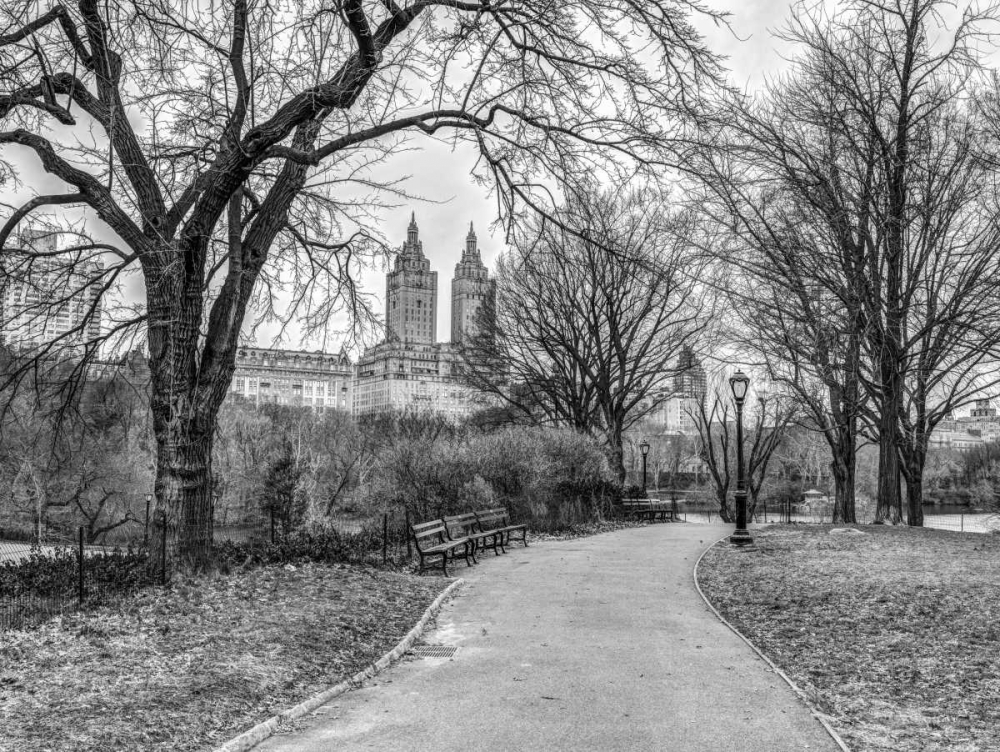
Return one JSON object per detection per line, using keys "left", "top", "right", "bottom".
{"left": 764, "top": 502, "right": 767, "bottom": 523}
{"left": 270, "top": 509, "right": 276, "bottom": 544}
{"left": 382, "top": 512, "right": 388, "bottom": 565}
{"left": 405, "top": 509, "right": 412, "bottom": 559}
{"left": 78, "top": 526, "right": 85, "bottom": 606}
{"left": 160, "top": 520, "right": 168, "bottom": 586}
{"left": 961, "top": 512, "right": 964, "bottom": 533}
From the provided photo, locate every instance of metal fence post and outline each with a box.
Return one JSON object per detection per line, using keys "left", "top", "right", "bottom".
{"left": 78, "top": 526, "right": 85, "bottom": 606}
{"left": 160, "top": 521, "right": 168, "bottom": 586}
{"left": 144, "top": 494, "right": 151, "bottom": 546}
{"left": 270, "top": 509, "right": 276, "bottom": 544}
{"left": 404, "top": 509, "right": 412, "bottom": 559}
{"left": 382, "top": 513, "right": 388, "bottom": 565}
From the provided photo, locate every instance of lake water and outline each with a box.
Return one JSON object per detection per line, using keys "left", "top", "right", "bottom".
{"left": 656, "top": 496, "right": 1000, "bottom": 533}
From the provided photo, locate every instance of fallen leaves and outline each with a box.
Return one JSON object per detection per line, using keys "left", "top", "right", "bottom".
{"left": 0, "top": 562, "right": 449, "bottom": 751}
{"left": 698, "top": 525, "right": 1000, "bottom": 752}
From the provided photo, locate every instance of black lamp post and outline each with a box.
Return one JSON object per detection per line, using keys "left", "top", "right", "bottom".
{"left": 729, "top": 370, "right": 753, "bottom": 546}
{"left": 639, "top": 439, "right": 650, "bottom": 495}
{"left": 144, "top": 493, "right": 153, "bottom": 546}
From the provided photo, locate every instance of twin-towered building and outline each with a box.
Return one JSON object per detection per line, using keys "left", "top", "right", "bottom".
{"left": 352, "top": 214, "right": 494, "bottom": 418}
{"left": 230, "top": 214, "right": 494, "bottom": 418}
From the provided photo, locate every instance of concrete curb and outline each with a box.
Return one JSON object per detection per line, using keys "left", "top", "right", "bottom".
{"left": 213, "top": 577, "right": 466, "bottom": 752}
{"left": 692, "top": 535, "right": 852, "bottom": 752}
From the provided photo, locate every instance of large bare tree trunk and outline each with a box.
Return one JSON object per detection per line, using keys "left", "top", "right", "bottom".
{"left": 831, "top": 454, "right": 857, "bottom": 524}
{"left": 875, "top": 359, "right": 904, "bottom": 524}
{"left": 905, "top": 471, "right": 924, "bottom": 527}
{"left": 875, "top": 436, "right": 903, "bottom": 524}
{"left": 144, "top": 244, "right": 235, "bottom": 571}
{"left": 153, "top": 424, "right": 216, "bottom": 568}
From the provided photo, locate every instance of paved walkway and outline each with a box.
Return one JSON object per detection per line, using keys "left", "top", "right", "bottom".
{"left": 257, "top": 523, "right": 839, "bottom": 752}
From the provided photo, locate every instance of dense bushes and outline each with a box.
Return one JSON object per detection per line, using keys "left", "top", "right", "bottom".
{"left": 214, "top": 518, "right": 408, "bottom": 569}
{"left": 363, "top": 425, "right": 617, "bottom": 532}
{"left": 0, "top": 546, "right": 157, "bottom": 599}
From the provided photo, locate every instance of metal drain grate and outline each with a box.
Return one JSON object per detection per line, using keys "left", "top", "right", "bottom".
{"left": 409, "top": 645, "right": 458, "bottom": 658}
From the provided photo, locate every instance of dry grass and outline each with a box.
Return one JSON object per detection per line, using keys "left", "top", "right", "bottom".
{"left": 697, "top": 525, "right": 1000, "bottom": 752}
{"left": 0, "top": 563, "right": 448, "bottom": 752}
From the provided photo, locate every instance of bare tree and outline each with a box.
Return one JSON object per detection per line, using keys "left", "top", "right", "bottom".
{"left": 0, "top": 0, "right": 724, "bottom": 566}
{"left": 690, "top": 390, "right": 734, "bottom": 521}
{"left": 460, "top": 188, "right": 713, "bottom": 481}
{"left": 689, "top": 388, "right": 793, "bottom": 522}
{"left": 693, "top": 0, "right": 1000, "bottom": 524}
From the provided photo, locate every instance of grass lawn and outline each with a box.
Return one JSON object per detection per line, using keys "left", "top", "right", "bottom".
{"left": 0, "top": 563, "right": 449, "bottom": 752}
{"left": 697, "top": 525, "right": 1000, "bottom": 752}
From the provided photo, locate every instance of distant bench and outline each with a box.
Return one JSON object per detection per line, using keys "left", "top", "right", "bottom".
{"left": 619, "top": 498, "right": 678, "bottom": 523}
{"left": 410, "top": 507, "right": 529, "bottom": 576}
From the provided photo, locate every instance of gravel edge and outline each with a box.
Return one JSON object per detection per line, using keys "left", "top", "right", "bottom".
{"left": 212, "top": 577, "right": 466, "bottom": 752}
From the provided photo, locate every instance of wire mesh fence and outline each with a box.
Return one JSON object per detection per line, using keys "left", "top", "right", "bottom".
{"left": 1, "top": 526, "right": 157, "bottom": 631}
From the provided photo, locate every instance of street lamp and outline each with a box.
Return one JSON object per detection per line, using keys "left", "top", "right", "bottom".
{"left": 729, "top": 370, "right": 753, "bottom": 546}
{"left": 639, "top": 439, "right": 650, "bottom": 495}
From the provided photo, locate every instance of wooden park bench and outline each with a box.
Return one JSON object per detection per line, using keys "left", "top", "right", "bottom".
{"left": 410, "top": 519, "right": 476, "bottom": 576}
{"left": 475, "top": 507, "right": 529, "bottom": 549}
{"left": 620, "top": 499, "right": 678, "bottom": 522}
{"left": 648, "top": 499, "right": 679, "bottom": 522}
{"left": 444, "top": 512, "right": 505, "bottom": 558}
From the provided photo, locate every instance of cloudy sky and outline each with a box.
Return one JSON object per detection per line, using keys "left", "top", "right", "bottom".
{"left": 0, "top": 1, "right": 801, "bottom": 353}
{"left": 372, "top": 0, "right": 798, "bottom": 353}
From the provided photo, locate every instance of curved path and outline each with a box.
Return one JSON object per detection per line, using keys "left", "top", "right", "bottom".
{"left": 256, "top": 523, "right": 839, "bottom": 752}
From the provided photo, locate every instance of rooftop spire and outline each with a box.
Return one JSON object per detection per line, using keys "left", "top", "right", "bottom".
{"left": 406, "top": 211, "right": 419, "bottom": 246}
{"left": 464, "top": 221, "right": 478, "bottom": 259}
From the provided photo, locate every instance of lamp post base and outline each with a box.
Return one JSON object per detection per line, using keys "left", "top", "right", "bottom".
{"left": 730, "top": 528, "right": 754, "bottom": 546}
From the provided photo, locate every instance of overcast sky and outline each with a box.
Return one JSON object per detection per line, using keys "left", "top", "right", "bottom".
{"left": 0, "top": 1, "right": 800, "bottom": 353}
{"left": 370, "top": 1, "right": 798, "bottom": 353}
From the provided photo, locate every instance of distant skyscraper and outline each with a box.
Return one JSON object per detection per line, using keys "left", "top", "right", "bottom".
{"left": 450, "top": 222, "right": 494, "bottom": 346}
{"left": 354, "top": 215, "right": 493, "bottom": 420}
{"left": 646, "top": 346, "right": 707, "bottom": 434}
{"left": 385, "top": 213, "right": 437, "bottom": 344}
{"left": 673, "top": 346, "right": 707, "bottom": 400}
{"left": 1, "top": 229, "right": 103, "bottom": 351}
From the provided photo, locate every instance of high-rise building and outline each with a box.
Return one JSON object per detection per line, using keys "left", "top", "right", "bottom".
{"left": 354, "top": 215, "right": 492, "bottom": 420}
{"left": 646, "top": 347, "right": 708, "bottom": 435}
{"left": 229, "top": 347, "right": 353, "bottom": 411}
{"left": 385, "top": 213, "right": 437, "bottom": 344}
{"left": 673, "top": 346, "right": 707, "bottom": 400}
{"left": 451, "top": 223, "right": 493, "bottom": 346}
{"left": 1, "top": 229, "right": 104, "bottom": 351}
